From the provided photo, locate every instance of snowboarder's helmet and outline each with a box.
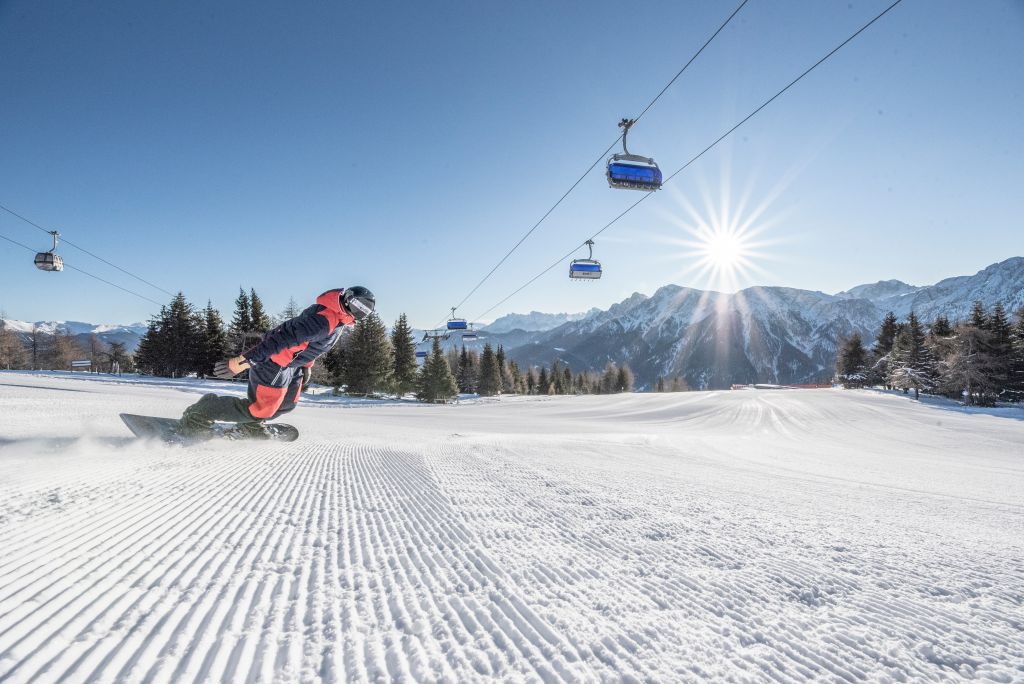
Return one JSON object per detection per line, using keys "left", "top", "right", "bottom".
{"left": 342, "top": 286, "right": 375, "bottom": 321}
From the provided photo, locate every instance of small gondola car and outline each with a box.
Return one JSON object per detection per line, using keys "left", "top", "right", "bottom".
{"left": 606, "top": 118, "right": 662, "bottom": 191}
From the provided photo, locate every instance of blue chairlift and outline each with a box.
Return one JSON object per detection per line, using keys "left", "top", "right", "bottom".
{"left": 606, "top": 118, "right": 662, "bottom": 192}
{"left": 415, "top": 350, "right": 428, "bottom": 358}
{"left": 34, "top": 231, "right": 64, "bottom": 272}
{"left": 569, "top": 239, "right": 602, "bottom": 280}
{"left": 447, "top": 307, "right": 468, "bottom": 331}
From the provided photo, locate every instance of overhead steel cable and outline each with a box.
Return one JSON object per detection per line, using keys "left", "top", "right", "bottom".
{"left": 471, "top": 0, "right": 905, "bottom": 326}
{"left": 0, "top": 231, "right": 165, "bottom": 306}
{"left": 0, "top": 202, "right": 176, "bottom": 297}
{"left": 434, "top": 0, "right": 751, "bottom": 328}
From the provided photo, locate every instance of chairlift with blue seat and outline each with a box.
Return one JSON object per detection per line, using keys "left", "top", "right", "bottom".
{"left": 415, "top": 350, "right": 428, "bottom": 358}
{"left": 34, "top": 231, "right": 64, "bottom": 272}
{"left": 606, "top": 118, "right": 662, "bottom": 192}
{"left": 447, "top": 307, "right": 468, "bottom": 331}
{"left": 569, "top": 239, "right": 602, "bottom": 280}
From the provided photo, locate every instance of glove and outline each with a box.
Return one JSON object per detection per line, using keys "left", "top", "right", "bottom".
{"left": 301, "top": 366, "right": 312, "bottom": 387}
{"left": 213, "top": 356, "right": 250, "bottom": 380}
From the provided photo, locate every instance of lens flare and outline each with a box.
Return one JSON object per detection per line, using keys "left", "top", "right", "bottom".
{"left": 647, "top": 168, "right": 785, "bottom": 295}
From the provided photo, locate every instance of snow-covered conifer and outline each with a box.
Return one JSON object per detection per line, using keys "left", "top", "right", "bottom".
{"left": 477, "top": 343, "right": 502, "bottom": 396}
{"left": 836, "top": 332, "right": 869, "bottom": 388}
{"left": 390, "top": 314, "right": 418, "bottom": 396}
{"left": 416, "top": 337, "right": 457, "bottom": 403}
{"left": 249, "top": 289, "right": 272, "bottom": 334}
{"left": 887, "top": 312, "right": 934, "bottom": 399}
{"left": 342, "top": 313, "right": 393, "bottom": 396}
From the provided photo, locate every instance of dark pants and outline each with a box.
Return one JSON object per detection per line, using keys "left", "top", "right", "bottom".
{"left": 184, "top": 362, "right": 304, "bottom": 425}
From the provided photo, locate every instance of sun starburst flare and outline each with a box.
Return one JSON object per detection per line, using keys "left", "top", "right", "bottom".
{"left": 648, "top": 167, "right": 787, "bottom": 296}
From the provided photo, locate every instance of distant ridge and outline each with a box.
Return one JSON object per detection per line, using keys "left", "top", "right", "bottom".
{"left": 0, "top": 319, "right": 147, "bottom": 353}
{"left": 488, "top": 257, "right": 1024, "bottom": 390}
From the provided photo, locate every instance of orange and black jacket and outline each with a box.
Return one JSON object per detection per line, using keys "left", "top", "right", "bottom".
{"left": 242, "top": 289, "right": 355, "bottom": 370}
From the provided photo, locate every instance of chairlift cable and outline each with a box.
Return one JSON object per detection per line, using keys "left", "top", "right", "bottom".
{"left": 0, "top": 231, "right": 165, "bottom": 306}
{"left": 0, "top": 202, "right": 176, "bottom": 297}
{"left": 470, "top": 0, "right": 905, "bottom": 325}
{"left": 434, "top": 0, "right": 751, "bottom": 328}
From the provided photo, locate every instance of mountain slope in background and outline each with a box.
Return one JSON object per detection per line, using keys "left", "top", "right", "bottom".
{"left": 500, "top": 257, "right": 1024, "bottom": 389}
{"left": 0, "top": 320, "right": 147, "bottom": 353}
{"left": 5, "top": 258, "right": 1022, "bottom": 386}
{"left": 482, "top": 310, "right": 593, "bottom": 334}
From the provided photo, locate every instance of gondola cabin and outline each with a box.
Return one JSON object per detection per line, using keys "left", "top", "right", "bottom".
{"left": 34, "top": 231, "right": 64, "bottom": 272}
{"left": 569, "top": 259, "right": 602, "bottom": 280}
{"left": 606, "top": 118, "right": 662, "bottom": 191}
{"left": 606, "top": 155, "right": 663, "bottom": 191}
{"left": 34, "top": 251, "right": 64, "bottom": 272}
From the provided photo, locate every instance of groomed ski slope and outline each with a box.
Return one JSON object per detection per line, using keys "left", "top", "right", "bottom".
{"left": 0, "top": 373, "right": 1022, "bottom": 682}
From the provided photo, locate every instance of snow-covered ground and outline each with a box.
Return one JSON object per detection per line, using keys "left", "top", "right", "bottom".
{"left": 1, "top": 373, "right": 1022, "bottom": 682}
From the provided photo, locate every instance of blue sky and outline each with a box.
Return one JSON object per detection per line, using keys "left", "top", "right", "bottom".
{"left": 1, "top": 0, "right": 1021, "bottom": 328}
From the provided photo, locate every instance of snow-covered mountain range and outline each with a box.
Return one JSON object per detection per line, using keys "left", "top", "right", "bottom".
{"left": 5, "top": 258, "right": 1021, "bottom": 387}
{"left": 491, "top": 257, "right": 1024, "bottom": 389}
{"left": 482, "top": 310, "right": 594, "bottom": 334}
{"left": 0, "top": 320, "right": 148, "bottom": 352}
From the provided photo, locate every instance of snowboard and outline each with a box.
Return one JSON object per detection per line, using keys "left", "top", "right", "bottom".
{"left": 120, "top": 413, "right": 299, "bottom": 444}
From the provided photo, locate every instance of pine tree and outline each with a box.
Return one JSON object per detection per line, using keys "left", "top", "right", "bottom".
{"left": 416, "top": 337, "right": 458, "bottom": 403}
{"left": 616, "top": 365, "right": 634, "bottom": 393}
{"left": 495, "top": 345, "right": 509, "bottom": 392}
{"left": 249, "top": 289, "right": 272, "bottom": 334}
{"left": 538, "top": 367, "right": 550, "bottom": 395}
{"left": 134, "top": 316, "right": 163, "bottom": 375}
{"left": 929, "top": 315, "right": 953, "bottom": 340}
{"left": 875, "top": 312, "right": 898, "bottom": 356}
{"left": 477, "top": 343, "right": 502, "bottom": 396}
{"left": 200, "top": 301, "right": 228, "bottom": 377}
{"left": 456, "top": 346, "right": 477, "bottom": 393}
{"left": 939, "top": 324, "right": 997, "bottom": 406}
{"left": 969, "top": 300, "right": 987, "bottom": 330}
{"left": 655, "top": 377, "right": 665, "bottom": 393}
{"left": 342, "top": 313, "right": 393, "bottom": 395}
{"left": 164, "top": 293, "right": 203, "bottom": 377}
{"left": 278, "top": 297, "right": 301, "bottom": 324}
{"left": 887, "top": 312, "right": 934, "bottom": 400}
{"left": 988, "top": 303, "right": 1013, "bottom": 395}
{"left": 600, "top": 362, "right": 618, "bottom": 394}
{"left": 1006, "top": 308, "right": 1024, "bottom": 402}
{"left": 108, "top": 341, "right": 129, "bottom": 375}
{"left": 562, "top": 367, "right": 572, "bottom": 394}
{"left": 322, "top": 338, "right": 349, "bottom": 391}
{"left": 869, "top": 311, "right": 899, "bottom": 386}
{"left": 507, "top": 360, "right": 522, "bottom": 394}
{"left": 551, "top": 360, "right": 564, "bottom": 394}
{"left": 390, "top": 314, "right": 418, "bottom": 395}
{"left": 229, "top": 288, "right": 252, "bottom": 354}
{"left": 835, "top": 332, "right": 869, "bottom": 388}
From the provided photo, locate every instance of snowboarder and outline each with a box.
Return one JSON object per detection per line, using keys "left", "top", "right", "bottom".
{"left": 177, "top": 286, "right": 375, "bottom": 439}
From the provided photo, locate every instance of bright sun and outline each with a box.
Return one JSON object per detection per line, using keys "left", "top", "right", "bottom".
{"left": 654, "top": 182, "right": 778, "bottom": 293}
{"left": 703, "top": 230, "right": 746, "bottom": 269}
